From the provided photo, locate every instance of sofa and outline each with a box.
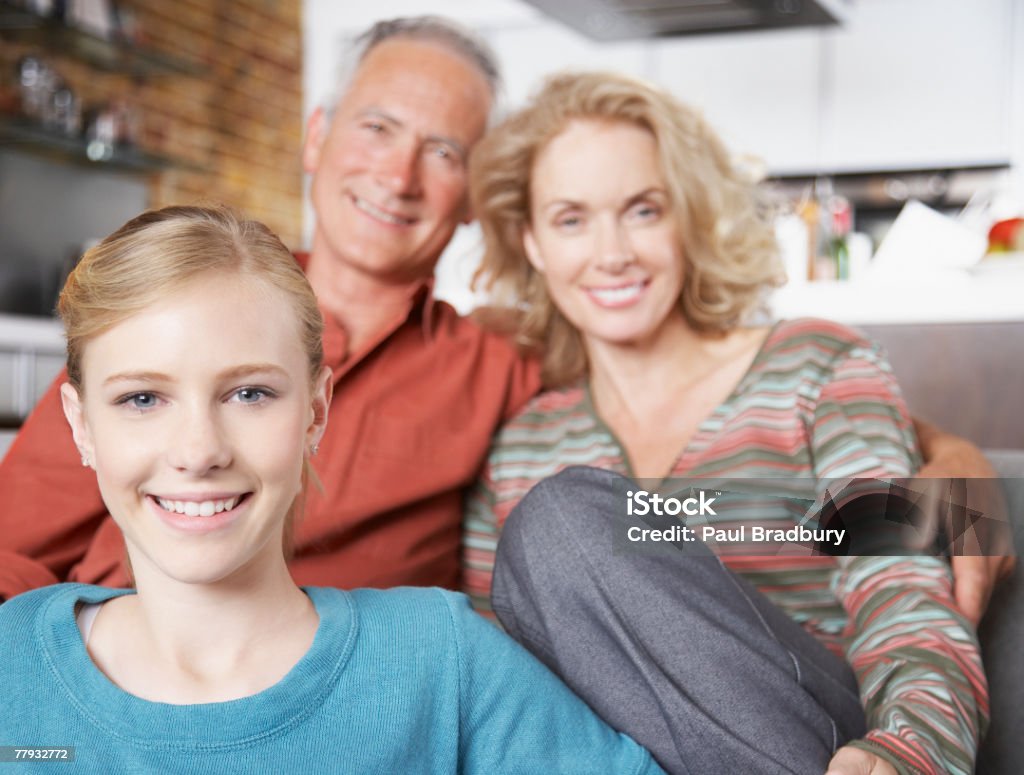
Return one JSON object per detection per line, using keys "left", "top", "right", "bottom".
{"left": 975, "top": 450, "right": 1023, "bottom": 774}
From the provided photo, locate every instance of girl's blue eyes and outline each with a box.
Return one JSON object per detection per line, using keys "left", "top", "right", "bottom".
{"left": 119, "top": 392, "right": 158, "bottom": 410}
{"left": 115, "top": 387, "right": 273, "bottom": 411}
{"left": 233, "top": 387, "right": 269, "bottom": 404}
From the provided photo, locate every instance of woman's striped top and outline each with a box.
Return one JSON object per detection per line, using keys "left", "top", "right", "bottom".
{"left": 463, "top": 318, "right": 987, "bottom": 775}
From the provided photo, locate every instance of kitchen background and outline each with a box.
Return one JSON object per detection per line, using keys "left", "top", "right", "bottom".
{"left": 1, "top": 0, "right": 1023, "bottom": 456}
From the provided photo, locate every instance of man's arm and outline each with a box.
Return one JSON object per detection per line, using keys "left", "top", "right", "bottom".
{"left": 914, "top": 417, "right": 1016, "bottom": 625}
{"left": 0, "top": 372, "right": 109, "bottom": 600}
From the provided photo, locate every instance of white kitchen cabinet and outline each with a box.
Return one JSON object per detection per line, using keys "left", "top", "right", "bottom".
{"left": 301, "top": 0, "right": 1018, "bottom": 176}
{"left": 488, "top": 24, "right": 648, "bottom": 107}
{"left": 0, "top": 430, "right": 15, "bottom": 462}
{"left": 648, "top": 0, "right": 1015, "bottom": 174}
{"left": 819, "top": 0, "right": 1014, "bottom": 171}
{"left": 0, "top": 352, "right": 16, "bottom": 416}
{"left": 0, "top": 314, "right": 65, "bottom": 423}
{"left": 0, "top": 348, "right": 64, "bottom": 421}
{"left": 653, "top": 29, "right": 823, "bottom": 174}
{"left": 1013, "top": 0, "right": 1024, "bottom": 191}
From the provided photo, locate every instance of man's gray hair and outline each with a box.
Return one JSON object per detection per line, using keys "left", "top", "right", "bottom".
{"left": 325, "top": 16, "right": 503, "bottom": 120}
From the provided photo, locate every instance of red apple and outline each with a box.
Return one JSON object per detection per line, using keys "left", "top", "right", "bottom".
{"left": 987, "top": 217, "right": 1024, "bottom": 252}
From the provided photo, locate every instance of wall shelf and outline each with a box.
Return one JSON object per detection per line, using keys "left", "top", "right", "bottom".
{"left": 0, "top": 1, "right": 205, "bottom": 78}
{"left": 0, "top": 115, "right": 208, "bottom": 175}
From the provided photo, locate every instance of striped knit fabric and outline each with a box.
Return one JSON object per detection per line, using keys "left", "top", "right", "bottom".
{"left": 463, "top": 318, "right": 987, "bottom": 775}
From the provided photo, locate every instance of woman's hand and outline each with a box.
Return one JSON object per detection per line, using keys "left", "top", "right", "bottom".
{"left": 825, "top": 745, "right": 899, "bottom": 775}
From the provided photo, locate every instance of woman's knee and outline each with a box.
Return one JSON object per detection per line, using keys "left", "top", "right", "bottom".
{"left": 502, "top": 466, "right": 631, "bottom": 547}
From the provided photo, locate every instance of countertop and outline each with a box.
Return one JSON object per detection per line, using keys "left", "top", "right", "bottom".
{"left": 769, "top": 265, "right": 1024, "bottom": 325}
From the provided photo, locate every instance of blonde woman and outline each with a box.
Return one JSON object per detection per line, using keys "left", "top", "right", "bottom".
{"left": 0, "top": 206, "right": 664, "bottom": 774}
{"left": 463, "top": 73, "right": 987, "bottom": 775}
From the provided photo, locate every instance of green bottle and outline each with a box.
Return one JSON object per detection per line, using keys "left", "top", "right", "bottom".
{"left": 830, "top": 235, "right": 850, "bottom": 280}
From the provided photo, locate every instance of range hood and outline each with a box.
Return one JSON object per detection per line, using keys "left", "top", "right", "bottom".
{"left": 518, "top": 0, "right": 845, "bottom": 41}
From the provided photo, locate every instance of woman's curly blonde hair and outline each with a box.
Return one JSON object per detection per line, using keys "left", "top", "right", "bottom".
{"left": 470, "top": 71, "right": 784, "bottom": 388}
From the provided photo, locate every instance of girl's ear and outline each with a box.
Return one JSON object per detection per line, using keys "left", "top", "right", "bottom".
{"left": 522, "top": 226, "right": 546, "bottom": 274}
{"left": 60, "top": 382, "right": 95, "bottom": 468}
{"left": 307, "top": 365, "right": 333, "bottom": 453}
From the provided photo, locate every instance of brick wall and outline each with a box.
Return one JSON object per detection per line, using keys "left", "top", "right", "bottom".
{"left": 1, "top": 0, "right": 304, "bottom": 247}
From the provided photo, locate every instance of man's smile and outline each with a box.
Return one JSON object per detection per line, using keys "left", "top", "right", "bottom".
{"left": 351, "top": 194, "right": 417, "bottom": 227}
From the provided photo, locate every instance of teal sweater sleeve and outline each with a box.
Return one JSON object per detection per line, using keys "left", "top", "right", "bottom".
{"left": 445, "top": 592, "right": 663, "bottom": 774}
